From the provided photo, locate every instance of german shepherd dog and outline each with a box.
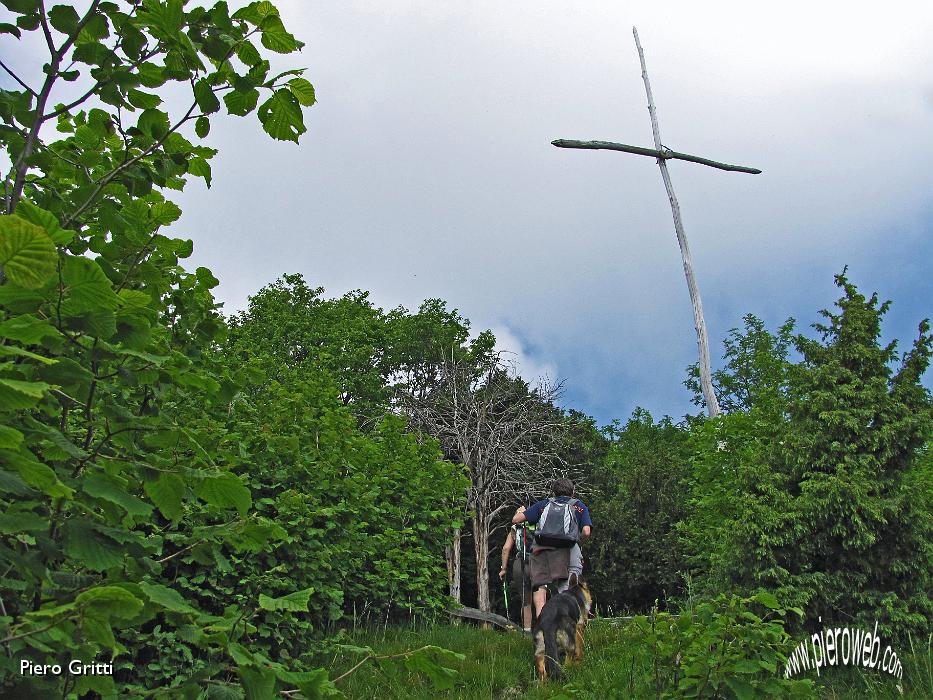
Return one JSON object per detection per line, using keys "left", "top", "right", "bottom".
{"left": 532, "top": 578, "right": 593, "bottom": 680}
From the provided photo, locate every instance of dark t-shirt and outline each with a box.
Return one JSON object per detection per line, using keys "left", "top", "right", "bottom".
{"left": 524, "top": 495, "right": 592, "bottom": 529}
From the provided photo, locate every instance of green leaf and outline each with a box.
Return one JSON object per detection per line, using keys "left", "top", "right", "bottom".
{"left": 138, "top": 581, "right": 198, "bottom": 614}
{"left": 206, "top": 683, "right": 246, "bottom": 700}
{"left": 0, "top": 468, "right": 33, "bottom": 496}
{"left": 39, "top": 424, "right": 87, "bottom": 459}
{"left": 754, "top": 591, "right": 781, "bottom": 610}
{"left": 725, "top": 676, "right": 755, "bottom": 700}
{"left": 731, "top": 658, "right": 762, "bottom": 674}
{"left": 194, "top": 79, "right": 220, "bottom": 114}
{"left": 235, "top": 40, "right": 262, "bottom": 66}
{"left": 403, "top": 647, "right": 462, "bottom": 690}
{"left": 136, "top": 62, "right": 165, "bottom": 88}
{"left": 287, "top": 78, "right": 315, "bottom": 106}
{"left": 16, "top": 13, "right": 39, "bottom": 30}
{"left": 117, "top": 347, "right": 169, "bottom": 364}
{"left": 83, "top": 473, "right": 153, "bottom": 518}
{"left": 0, "top": 214, "right": 58, "bottom": 288}
{"left": 38, "top": 357, "right": 93, "bottom": 396}
{"left": 144, "top": 473, "right": 185, "bottom": 521}
{"left": 137, "top": 108, "right": 170, "bottom": 139}
{"left": 228, "top": 641, "right": 255, "bottom": 666}
{"left": 258, "top": 587, "right": 313, "bottom": 612}
{"left": 259, "top": 16, "right": 297, "bottom": 54}
{"left": 0, "top": 425, "right": 24, "bottom": 449}
{"left": 69, "top": 308, "right": 117, "bottom": 338}
{"left": 0, "top": 378, "right": 50, "bottom": 409}
{"left": 188, "top": 157, "right": 212, "bottom": 187}
{"left": 0, "top": 314, "right": 63, "bottom": 344}
{"left": 223, "top": 87, "right": 260, "bottom": 116}
{"left": 232, "top": 1, "right": 278, "bottom": 23}
{"left": 81, "top": 616, "right": 116, "bottom": 650}
{"left": 197, "top": 472, "right": 251, "bottom": 515}
{"left": 257, "top": 89, "right": 305, "bottom": 143}
{"left": 237, "top": 666, "right": 276, "bottom": 700}
{"left": 61, "top": 255, "right": 119, "bottom": 314}
{"left": 149, "top": 200, "right": 182, "bottom": 225}
{"left": 0, "top": 22, "right": 22, "bottom": 38}
{"left": 127, "top": 88, "right": 162, "bottom": 109}
{"left": 0, "top": 343, "right": 56, "bottom": 363}
{"left": 15, "top": 200, "right": 75, "bottom": 244}
{"left": 77, "top": 12, "right": 109, "bottom": 41}
{"left": 64, "top": 520, "right": 124, "bottom": 570}
{"left": 272, "top": 668, "right": 338, "bottom": 699}
{"left": 195, "top": 116, "right": 210, "bottom": 138}
{"left": 0, "top": 509, "right": 46, "bottom": 533}
{"left": 48, "top": 4, "right": 79, "bottom": 34}
{"left": 0, "top": 284, "right": 46, "bottom": 313}
{"left": 76, "top": 585, "right": 145, "bottom": 620}
{"left": 0, "top": 448, "right": 72, "bottom": 498}
{"left": 224, "top": 519, "right": 287, "bottom": 552}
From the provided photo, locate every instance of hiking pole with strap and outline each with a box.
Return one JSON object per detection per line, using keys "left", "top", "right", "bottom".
{"left": 503, "top": 569, "right": 510, "bottom": 620}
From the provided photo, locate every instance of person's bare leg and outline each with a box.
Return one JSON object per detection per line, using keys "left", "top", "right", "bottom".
{"left": 522, "top": 603, "right": 532, "bottom": 629}
{"left": 533, "top": 587, "right": 548, "bottom": 617}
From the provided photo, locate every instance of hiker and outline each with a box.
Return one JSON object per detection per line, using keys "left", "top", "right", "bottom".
{"left": 499, "top": 505, "right": 535, "bottom": 631}
{"left": 512, "top": 478, "right": 592, "bottom": 618}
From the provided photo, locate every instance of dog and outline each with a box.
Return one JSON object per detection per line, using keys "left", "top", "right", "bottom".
{"left": 532, "top": 577, "right": 593, "bottom": 680}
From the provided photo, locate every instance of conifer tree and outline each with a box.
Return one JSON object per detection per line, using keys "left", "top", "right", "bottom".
{"left": 781, "top": 272, "right": 932, "bottom": 636}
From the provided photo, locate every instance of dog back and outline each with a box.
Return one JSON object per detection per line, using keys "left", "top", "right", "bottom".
{"left": 532, "top": 583, "right": 592, "bottom": 680}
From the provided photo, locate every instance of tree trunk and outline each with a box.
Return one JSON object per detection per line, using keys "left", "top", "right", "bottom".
{"left": 472, "top": 508, "right": 492, "bottom": 613}
{"left": 446, "top": 527, "right": 462, "bottom": 603}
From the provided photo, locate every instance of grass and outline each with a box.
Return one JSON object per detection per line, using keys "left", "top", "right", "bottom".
{"left": 316, "top": 623, "right": 530, "bottom": 699}
{"left": 315, "top": 622, "right": 933, "bottom": 699}
{"left": 811, "top": 631, "right": 933, "bottom": 700}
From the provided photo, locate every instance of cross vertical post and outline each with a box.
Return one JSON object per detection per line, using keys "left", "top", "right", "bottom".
{"left": 552, "top": 27, "right": 762, "bottom": 418}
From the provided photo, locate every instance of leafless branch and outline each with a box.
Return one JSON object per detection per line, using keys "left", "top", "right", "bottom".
{"left": 402, "top": 352, "right": 582, "bottom": 611}
{"left": 0, "top": 58, "right": 36, "bottom": 97}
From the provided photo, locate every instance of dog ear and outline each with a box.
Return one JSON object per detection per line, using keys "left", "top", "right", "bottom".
{"left": 568, "top": 572, "right": 579, "bottom": 589}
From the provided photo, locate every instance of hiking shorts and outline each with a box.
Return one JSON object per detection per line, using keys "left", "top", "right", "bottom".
{"left": 510, "top": 557, "right": 532, "bottom": 602}
{"left": 530, "top": 544, "right": 583, "bottom": 589}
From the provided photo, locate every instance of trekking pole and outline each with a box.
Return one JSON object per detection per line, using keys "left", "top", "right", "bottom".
{"left": 503, "top": 567, "right": 510, "bottom": 620}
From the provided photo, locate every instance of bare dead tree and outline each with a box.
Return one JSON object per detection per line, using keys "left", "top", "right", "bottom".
{"left": 404, "top": 353, "right": 576, "bottom": 612}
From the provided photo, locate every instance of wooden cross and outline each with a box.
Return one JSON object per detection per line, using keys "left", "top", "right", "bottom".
{"left": 552, "top": 27, "right": 762, "bottom": 419}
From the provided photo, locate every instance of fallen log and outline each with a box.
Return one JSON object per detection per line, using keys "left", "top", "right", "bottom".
{"left": 449, "top": 606, "right": 524, "bottom": 632}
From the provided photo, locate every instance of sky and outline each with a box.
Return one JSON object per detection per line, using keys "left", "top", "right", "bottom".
{"left": 6, "top": 1, "right": 933, "bottom": 426}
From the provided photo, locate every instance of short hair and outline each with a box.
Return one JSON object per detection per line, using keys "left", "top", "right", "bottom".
{"left": 551, "top": 478, "right": 574, "bottom": 497}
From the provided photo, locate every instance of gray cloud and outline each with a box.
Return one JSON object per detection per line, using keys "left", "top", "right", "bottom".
{"left": 6, "top": 1, "right": 931, "bottom": 424}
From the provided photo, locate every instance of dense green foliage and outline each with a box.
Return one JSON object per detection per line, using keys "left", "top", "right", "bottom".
{"left": 0, "top": 2, "right": 464, "bottom": 697}
{"left": 226, "top": 273, "right": 495, "bottom": 425}
{"left": 587, "top": 409, "right": 689, "bottom": 613}
{"left": 680, "top": 279, "right": 932, "bottom": 639}
{"left": 563, "top": 592, "right": 816, "bottom": 699}
{"left": 1, "top": 2, "right": 929, "bottom": 698}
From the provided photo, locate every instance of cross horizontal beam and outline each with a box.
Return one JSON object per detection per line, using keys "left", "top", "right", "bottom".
{"left": 551, "top": 139, "right": 762, "bottom": 174}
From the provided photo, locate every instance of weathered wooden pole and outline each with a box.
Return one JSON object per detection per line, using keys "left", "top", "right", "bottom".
{"left": 632, "top": 26, "right": 721, "bottom": 418}
{"left": 551, "top": 28, "right": 762, "bottom": 418}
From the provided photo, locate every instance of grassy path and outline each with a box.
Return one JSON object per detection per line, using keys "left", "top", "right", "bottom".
{"left": 315, "top": 622, "right": 931, "bottom": 699}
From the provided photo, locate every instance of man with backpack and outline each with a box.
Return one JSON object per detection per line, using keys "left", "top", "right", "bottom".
{"left": 499, "top": 505, "right": 535, "bottom": 631}
{"left": 512, "top": 478, "right": 593, "bottom": 617}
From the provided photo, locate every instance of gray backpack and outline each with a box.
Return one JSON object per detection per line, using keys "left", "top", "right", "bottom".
{"left": 514, "top": 524, "right": 535, "bottom": 560}
{"left": 534, "top": 497, "right": 580, "bottom": 548}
